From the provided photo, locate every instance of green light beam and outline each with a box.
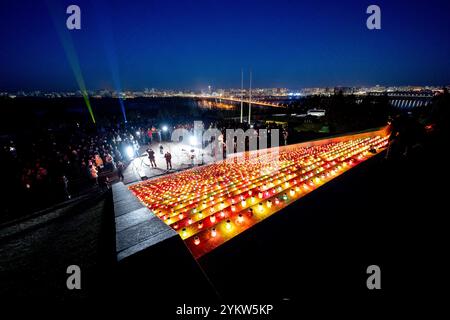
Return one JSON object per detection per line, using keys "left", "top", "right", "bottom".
{"left": 46, "top": 0, "right": 96, "bottom": 123}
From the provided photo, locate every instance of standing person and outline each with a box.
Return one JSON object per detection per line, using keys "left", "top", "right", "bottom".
{"left": 159, "top": 144, "right": 164, "bottom": 154}
{"left": 117, "top": 161, "right": 125, "bottom": 181}
{"left": 386, "top": 114, "right": 404, "bottom": 160}
{"left": 94, "top": 153, "right": 104, "bottom": 169}
{"left": 105, "top": 152, "right": 114, "bottom": 171}
{"left": 282, "top": 129, "right": 288, "bottom": 146}
{"left": 104, "top": 176, "right": 111, "bottom": 190}
{"left": 62, "top": 175, "right": 71, "bottom": 199}
{"left": 89, "top": 165, "right": 98, "bottom": 185}
{"left": 147, "top": 148, "right": 157, "bottom": 168}
{"left": 147, "top": 128, "right": 153, "bottom": 145}
{"left": 164, "top": 151, "right": 172, "bottom": 170}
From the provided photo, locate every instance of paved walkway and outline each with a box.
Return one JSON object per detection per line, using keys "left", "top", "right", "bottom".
{"left": 122, "top": 141, "right": 216, "bottom": 184}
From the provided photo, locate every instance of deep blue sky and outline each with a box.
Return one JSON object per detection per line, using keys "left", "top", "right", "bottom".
{"left": 1, "top": 0, "right": 449, "bottom": 91}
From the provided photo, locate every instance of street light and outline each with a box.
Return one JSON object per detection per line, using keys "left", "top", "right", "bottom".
{"left": 189, "top": 136, "right": 198, "bottom": 145}
{"left": 126, "top": 146, "right": 134, "bottom": 160}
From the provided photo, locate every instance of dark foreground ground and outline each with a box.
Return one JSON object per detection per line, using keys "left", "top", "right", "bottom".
{"left": 0, "top": 137, "right": 447, "bottom": 316}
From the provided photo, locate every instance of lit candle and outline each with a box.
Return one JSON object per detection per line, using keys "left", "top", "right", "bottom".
{"left": 258, "top": 203, "right": 264, "bottom": 213}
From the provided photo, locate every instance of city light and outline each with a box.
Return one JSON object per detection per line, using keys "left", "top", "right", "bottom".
{"left": 162, "top": 125, "right": 168, "bottom": 132}
{"left": 129, "top": 131, "right": 388, "bottom": 259}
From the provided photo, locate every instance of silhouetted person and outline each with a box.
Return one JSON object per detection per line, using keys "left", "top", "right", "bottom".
{"left": 147, "top": 148, "right": 157, "bottom": 167}
{"left": 164, "top": 151, "right": 172, "bottom": 170}
{"left": 402, "top": 113, "right": 423, "bottom": 157}
{"left": 62, "top": 175, "right": 71, "bottom": 199}
{"left": 386, "top": 113, "right": 420, "bottom": 159}
{"left": 117, "top": 161, "right": 125, "bottom": 181}
{"left": 89, "top": 165, "right": 98, "bottom": 185}
{"left": 104, "top": 176, "right": 111, "bottom": 190}
{"left": 282, "top": 129, "right": 288, "bottom": 145}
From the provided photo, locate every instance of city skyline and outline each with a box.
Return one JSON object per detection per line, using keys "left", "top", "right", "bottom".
{"left": 2, "top": 82, "right": 450, "bottom": 95}
{"left": 1, "top": 0, "right": 450, "bottom": 91}
{"left": 1, "top": 84, "right": 447, "bottom": 97}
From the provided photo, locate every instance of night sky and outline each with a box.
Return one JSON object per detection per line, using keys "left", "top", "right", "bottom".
{"left": 1, "top": 0, "right": 449, "bottom": 91}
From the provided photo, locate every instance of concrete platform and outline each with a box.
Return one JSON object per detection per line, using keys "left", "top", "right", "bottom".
{"left": 112, "top": 183, "right": 217, "bottom": 303}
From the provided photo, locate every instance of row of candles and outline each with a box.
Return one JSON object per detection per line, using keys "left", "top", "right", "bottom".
{"left": 130, "top": 135, "right": 388, "bottom": 258}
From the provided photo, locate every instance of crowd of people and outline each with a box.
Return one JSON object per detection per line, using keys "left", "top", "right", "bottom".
{"left": 0, "top": 120, "right": 173, "bottom": 214}
{"left": 0, "top": 116, "right": 291, "bottom": 217}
